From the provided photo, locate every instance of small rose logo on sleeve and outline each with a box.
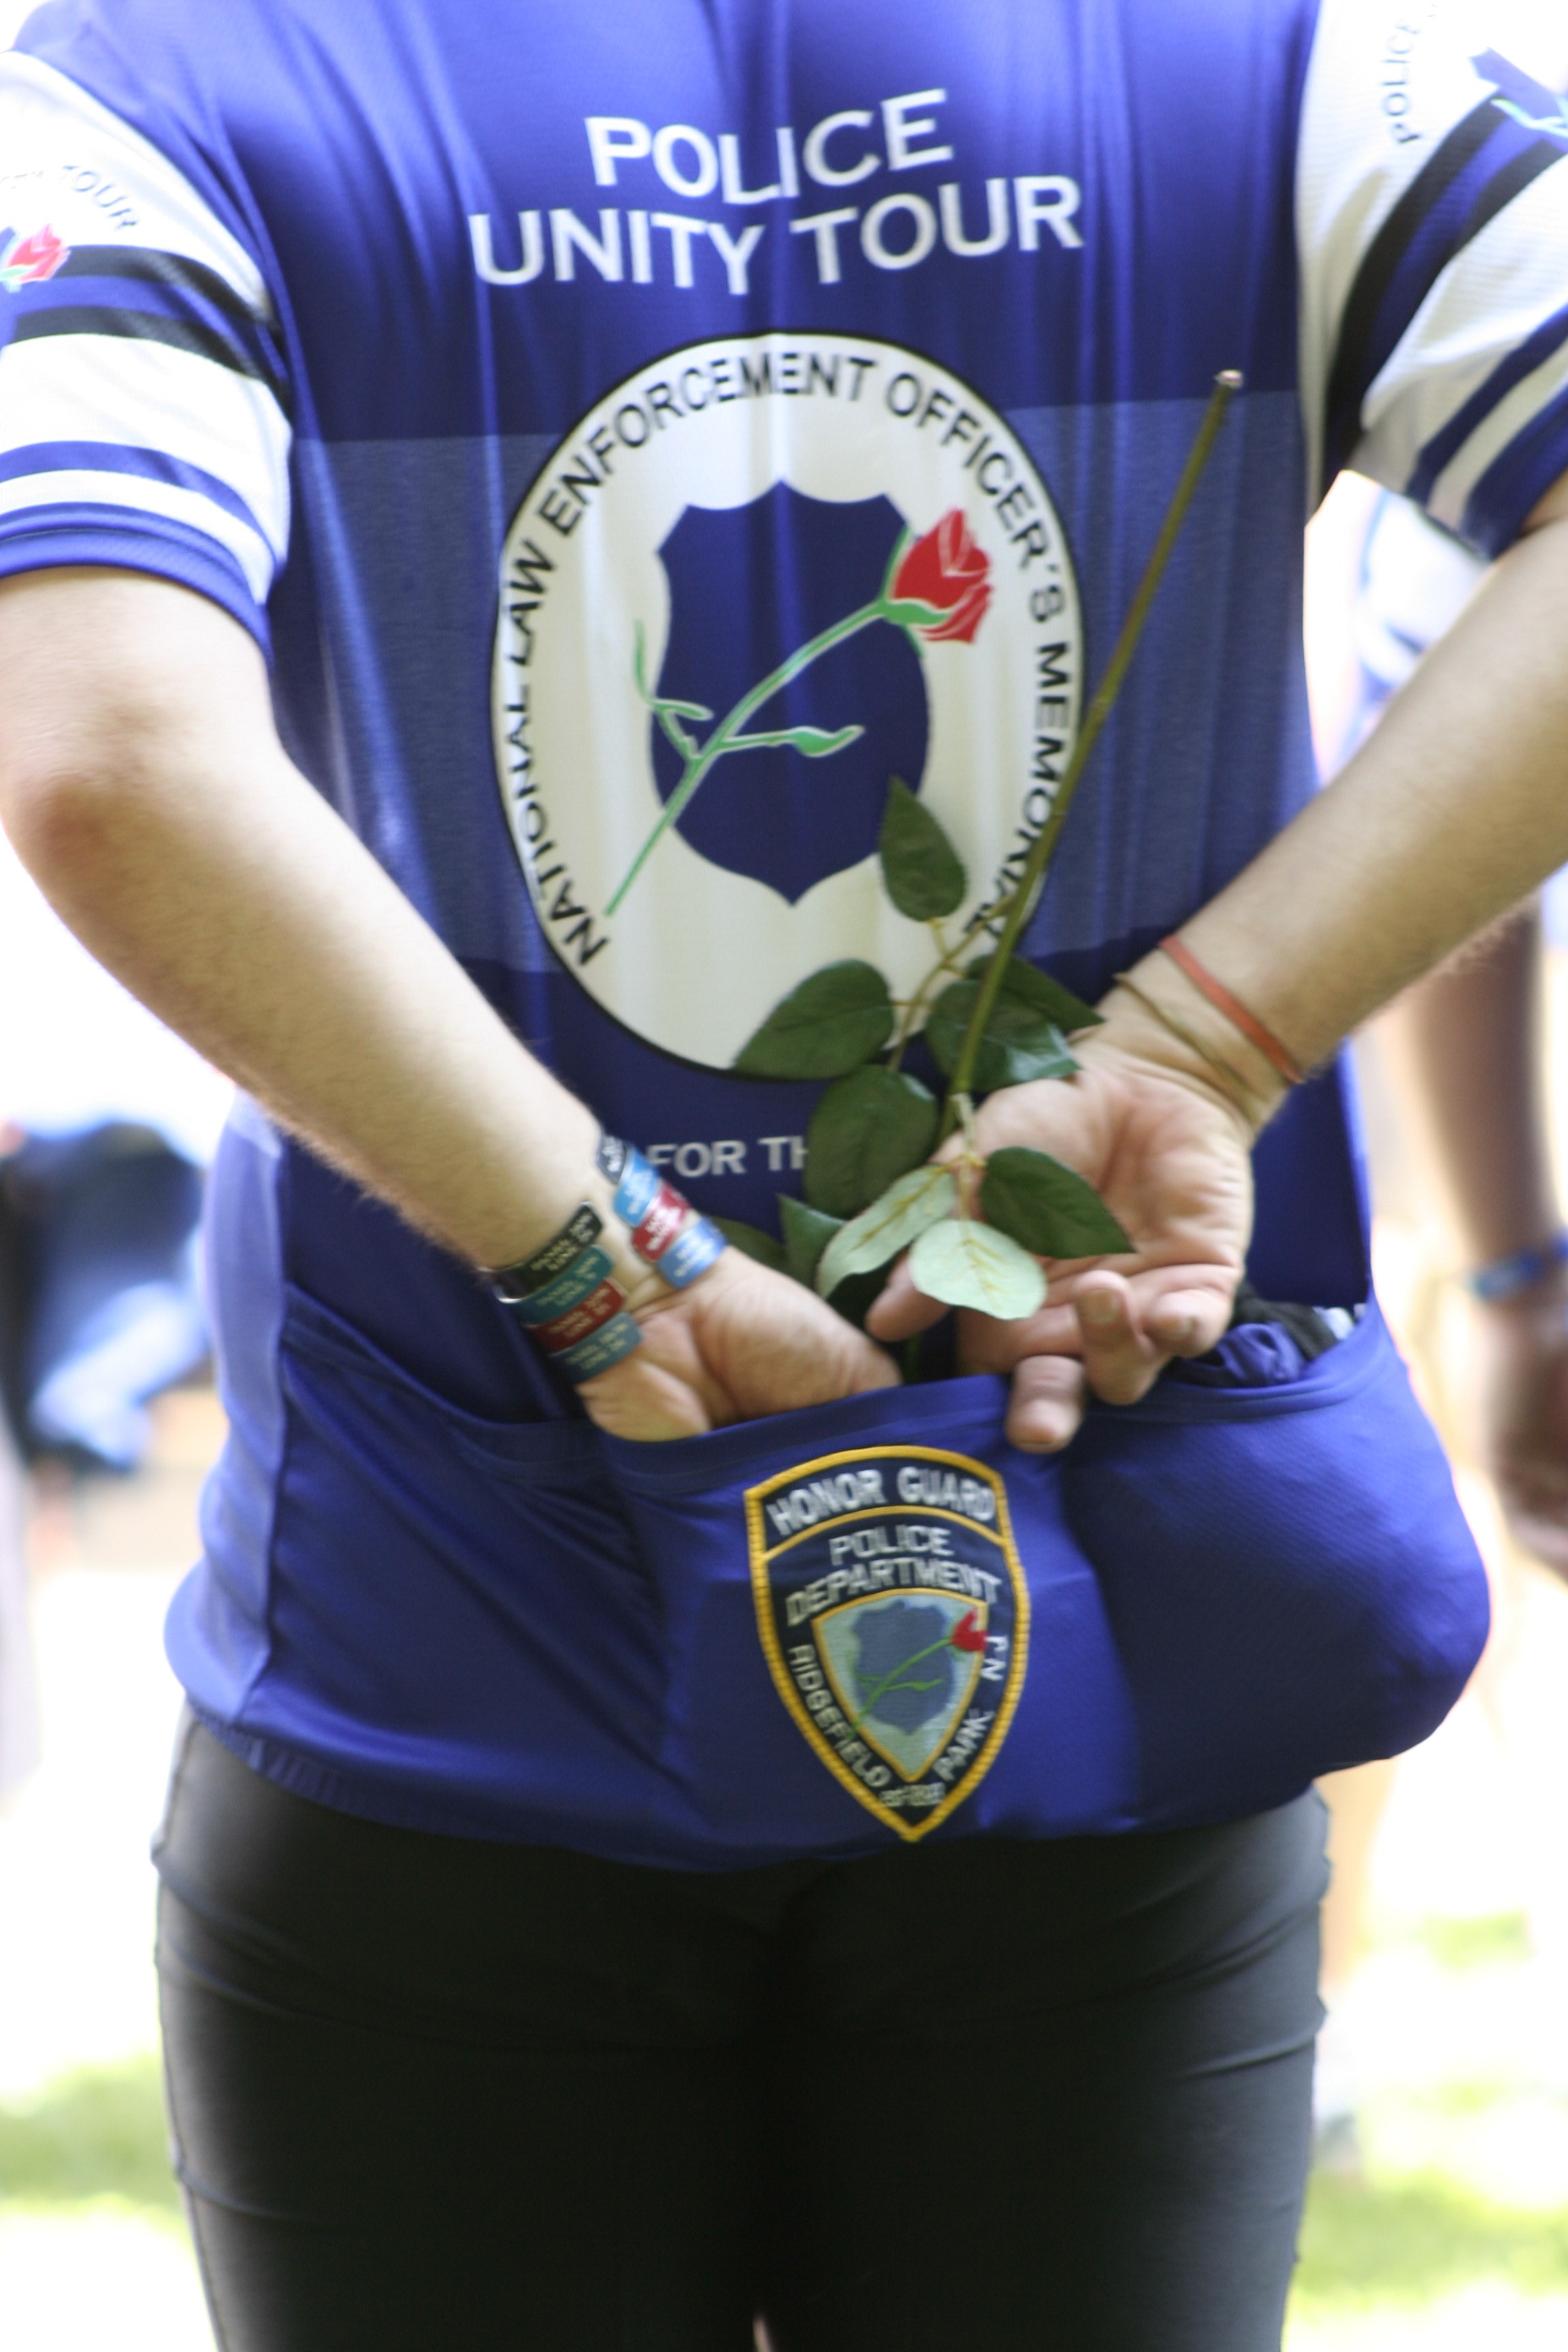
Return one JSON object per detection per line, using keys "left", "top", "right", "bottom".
{"left": 886, "top": 510, "right": 992, "bottom": 644}
{"left": 1, "top": 226, "right": 71, "bottom": 292}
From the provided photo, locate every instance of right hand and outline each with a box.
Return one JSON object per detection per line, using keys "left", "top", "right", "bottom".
{"left": 1466, "top": 1275, "right": 1568, "bottom": 1579}
{"left": 578, "top": 1246, "right": 900, "bottom": 1441}
{"left": 868, "top": 1000, "right": 1264, "bottom": 1452}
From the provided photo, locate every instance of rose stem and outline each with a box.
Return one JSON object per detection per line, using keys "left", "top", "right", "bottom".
{"left": 940, "top": 370, "right": 1243, "bottom": 1135}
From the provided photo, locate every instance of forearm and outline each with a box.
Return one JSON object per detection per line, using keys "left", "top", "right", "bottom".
{"left": 0, "top": 570, "right": 599, "bottom": 1272}
{"left": 1171, "top": 483, "right": 1568, "bottom": 1080}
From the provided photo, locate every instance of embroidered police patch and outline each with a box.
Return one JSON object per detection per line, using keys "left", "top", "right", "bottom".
{"left": 747, "top": 1445, "right": 1029, "bottom": 1842}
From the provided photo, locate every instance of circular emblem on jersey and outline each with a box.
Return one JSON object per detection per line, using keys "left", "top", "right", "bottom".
{"left": 747, "top": 1444, "right": 1030, "bottom": 1842}
{"left": 492, "top": 333, "right": 1082, "bottom": 1070}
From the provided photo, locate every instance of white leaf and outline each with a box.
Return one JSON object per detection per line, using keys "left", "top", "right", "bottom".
{"left": 908, "top": 1218, "right": 1047, "bottom": 1318}
{"left": 815, "top": 1166, "right": 958, "bottom": 1295}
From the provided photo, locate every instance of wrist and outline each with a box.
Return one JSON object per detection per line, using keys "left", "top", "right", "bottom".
{"left": 1094, "top": 953, "right": 1292, "bottom": 1138}
{"left": 487, "top": 1134, "right": 728, "bottom": 1380}
{"left": 1465, "top": 1230, "right": 1568, "bottom": 1309}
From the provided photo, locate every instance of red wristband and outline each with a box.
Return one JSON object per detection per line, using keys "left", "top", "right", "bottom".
{"left": 1158, "top": 936, "right": 1305, "bottom": 1087}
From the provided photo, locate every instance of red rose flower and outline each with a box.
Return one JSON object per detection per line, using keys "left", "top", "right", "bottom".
{"left": 5, "top": 226, "right": 69, "bottom": 286}
{"left": 889, "top": 509, "right": 992, "bottom": 644}
{"left": 949, "top": 1607, "right": 987, "bottom": 1654}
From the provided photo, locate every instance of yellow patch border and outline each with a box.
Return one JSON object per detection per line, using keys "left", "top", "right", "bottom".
{"left": 747, "top": 1443, "right": 1031, "bottom": 1844}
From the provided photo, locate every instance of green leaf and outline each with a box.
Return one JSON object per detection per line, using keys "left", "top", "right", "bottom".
{"left": 804, "top": 1066, "right": 940, "bottom": 1219}
{"left": 879, "top": 776, "right": 967, "bottom": 921}
{"left": 965, "top": 955, "right": 1103, "bottom": 1032}
{"left": 979, "top": 1147, "right": 1132, "bottom": 1258}
{"left": 908, "top": 1218, "right": 1048, "bottom": 1318}
{"left": 815, "top": 1164, "right": 958, "bottom": 1296}
{"left": 713, "top": 1216, "right": 787, "bottom": 1273}
{"left": 730, "top": 723, "right": 864, "bottom": 758}
{"left": 734, "top": 961, "right": 895, "bottom": 1080}
{"left": 778, "top": 1197, "right": 887, "bottom": 1329}
{"left": 925, "top": 979, "right": 1078, "bottom": 1091}
{"left": 780, "top": 1194, "right": 843, "bottom": 1289}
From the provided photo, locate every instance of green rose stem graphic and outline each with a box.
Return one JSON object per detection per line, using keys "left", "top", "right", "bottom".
{"left": 849, "top": 1631, "right": 953, "bottom": 1731}
{"left": 849, "top": 1605, "right": 987, "bottom": 1733}
{"left": 606, "top": 520, "right": 984, "bottom": 917}
{"left": 940, "top": 369, "right": 1243, "bottom": 1135}
{"left": 726, "top": 372, "right": 1243, "bottom": 1337}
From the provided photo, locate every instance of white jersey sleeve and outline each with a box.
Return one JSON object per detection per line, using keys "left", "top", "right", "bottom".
{"left": 0, "top": 54, "right": 290, "bottom": 642}
{"left": 1298, "top": 1, "right": 1568, "bottom": 553}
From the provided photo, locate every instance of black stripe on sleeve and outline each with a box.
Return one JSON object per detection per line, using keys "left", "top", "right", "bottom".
{"left": 1324, "top": 101, "right": 1564, "bottom": 478}
{"left": 6, "top": 306, "right": 291, "bottom": 412}
{"left": 56, "top": 245, "right": 270, "bottom": 340}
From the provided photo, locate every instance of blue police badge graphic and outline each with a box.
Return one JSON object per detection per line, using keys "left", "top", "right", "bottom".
{"left": 492, "top": 331, "right": 1081, "bottom": 1070}
{"left": 747, "top": 1444, "right": 1030, "bottom": 1840}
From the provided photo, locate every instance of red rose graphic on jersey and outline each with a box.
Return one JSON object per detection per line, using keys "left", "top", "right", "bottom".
{"left": 889, "top": 509, "right": 993, "bottom": 644}
{"left": 0, "top": 226, "right": 70, "bottom": 291}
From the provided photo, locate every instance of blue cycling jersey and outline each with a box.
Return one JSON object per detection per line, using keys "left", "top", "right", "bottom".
{"left": 0, "top": 0, "right": 1547, "bottom": 1857}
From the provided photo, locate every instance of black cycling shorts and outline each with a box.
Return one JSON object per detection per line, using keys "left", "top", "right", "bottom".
{"left": 154, "top": 1716, "right": 1326, "bottom": 2352}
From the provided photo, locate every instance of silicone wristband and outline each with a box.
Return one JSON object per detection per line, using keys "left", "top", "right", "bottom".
{"left": 507, "top": 1245, "right": 617, "bottom": 1326}
{"left": 1466, "top": 1230, "right": 1568, "bottom": 1303}
{"left": 549, "top": 1310, "right": 644, "bottom": 1381}
{"left": 532, "top": 1275, "right": 630, "bottom": 1353}
{"left": 491, "top": 1203, "right": 603, "bottom": 1303}
{"left": 656, "top": 1216, "right": 726, "bottom": 1289}
{"left": 598, "top": 1134, "right": 661, "bottom": 1226}
{"left": 598, "top": 1132, "right": 727, "bottom": 1288}
{"left": 633, "top": 1182, "right": 689, "bottom": 1264}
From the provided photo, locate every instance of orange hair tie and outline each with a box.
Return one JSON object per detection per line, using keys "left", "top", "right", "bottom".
{"left": 1158, "top": 937, "right": 1305, "bottom": 1086}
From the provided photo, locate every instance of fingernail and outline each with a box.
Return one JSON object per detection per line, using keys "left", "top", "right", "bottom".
{"left": 1081, "top": 1292, "right": 1117, "bottom": 1327}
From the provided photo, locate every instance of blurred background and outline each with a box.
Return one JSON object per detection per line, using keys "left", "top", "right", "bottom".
{"left": 5, "top": 5, "right": 1568, "bottom": 2347}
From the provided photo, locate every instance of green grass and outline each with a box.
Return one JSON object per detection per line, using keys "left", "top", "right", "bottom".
{"left": 1294, "top": 2168, "right": 1568, "bottom": 2313}
{"left": 1413, "top": 1910, "right": 1533, "bottom": 1970}
{"left": 0, "top": 2057, "right": 178, "bottom": 2209}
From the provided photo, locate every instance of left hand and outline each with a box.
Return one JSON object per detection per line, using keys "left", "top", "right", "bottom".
{"left": 579, "top": 1245, "right": 900, "bottom": 1440}
{"left": 867, "top": 1008, "right": 1258, "bottom": 1452}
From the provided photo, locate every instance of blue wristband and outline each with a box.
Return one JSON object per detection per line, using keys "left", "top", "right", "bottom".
{"left": 657, "top": 1215, "right": 727, "bottom": 1289}
{"left": 598, "top": 1133, "right": 727, "bottom": 1288}
{"left": 1466, "top": 1230, "right": 1568, "bottom": 1303}
{"left": 598, "top": 1134, "right": 661, "bottom": 1227}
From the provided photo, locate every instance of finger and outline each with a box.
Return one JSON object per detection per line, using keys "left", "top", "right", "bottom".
{"left": 953, "top": 1297, "right": 1084, "bottom": 1372}
{"left": 865, "top": 1256, "right": 951, "bottom": 1342}
{"left": 1075, "top": 1273, "right": 1164, "bottom": 1406}
{"left": 1144, "top": 1284, "right": 1233, "bottom": 1360}
{"left": 1005, "top": 1354, "right": 1088, "bottom": 1453}
{"left": 842, "top": 1335, "right": 904, "bottom": 1396}
{"left": 578, "top": 1354, "right": 715, "bottom": 1441}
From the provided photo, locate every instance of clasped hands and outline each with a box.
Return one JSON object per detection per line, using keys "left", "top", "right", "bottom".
{"left": 582, "top": 1009, "right": 1259, "bottom": 1450}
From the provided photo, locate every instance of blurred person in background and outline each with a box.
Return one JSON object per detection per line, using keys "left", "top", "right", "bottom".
{"left": 1296, "top": 17, "right": 1568, "bottom": 2173}
{"left": 0, "top": 830, "right": 229, "bottom": 1475}
{"left": 1303, "top": 485, "right": 1490, "bottom": 2173}
{"left": 0, "top": 1368, "right": 35, "bottom": 1801}
{"left": 0, "top": 801, "right": 229, "bottom": 1802}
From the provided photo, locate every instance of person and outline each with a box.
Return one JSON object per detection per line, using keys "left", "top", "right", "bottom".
{"left": 1, "top": 5, "right": 1567, "bottom": 2345}
{"left": 0, "top": 828, "right": 229, "bottom": 1473}
{"left": 1230, "top": 481, "right": 1568, "bottom": 1583}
